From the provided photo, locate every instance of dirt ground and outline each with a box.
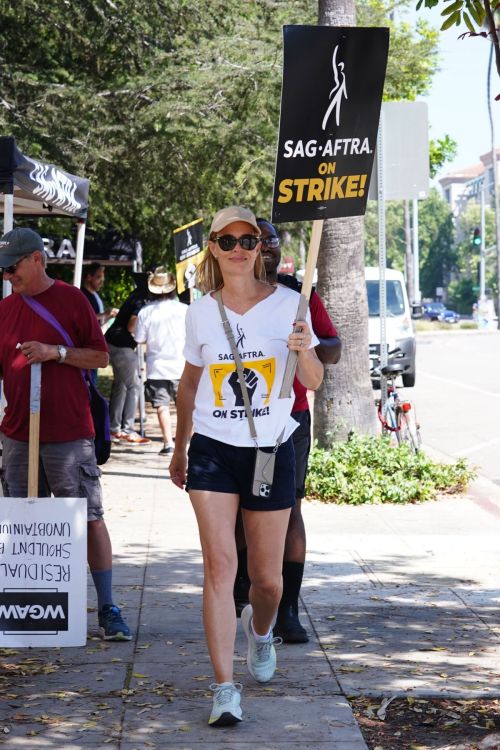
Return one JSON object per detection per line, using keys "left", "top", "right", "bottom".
{"left": 350, "top": 696, "right": 500, "bottom": 750}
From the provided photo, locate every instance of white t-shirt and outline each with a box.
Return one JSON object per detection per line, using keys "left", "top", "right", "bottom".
{"left": 184, "top": 285, "right": 319, "bottom": 447}
{"left": 134, "top": 298, "right": 187, "bottom": 380}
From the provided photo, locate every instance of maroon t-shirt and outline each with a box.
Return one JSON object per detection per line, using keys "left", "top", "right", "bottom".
{"left": 292, "top": 290, "right": 338, "bottom": 412}
{"left": 0, "top": 280, "right": 108, "bottom": 442}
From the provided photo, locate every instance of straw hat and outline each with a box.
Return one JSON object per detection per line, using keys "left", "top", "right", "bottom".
{"left": 147, "top": 267, "right": 176, "bottom": 294}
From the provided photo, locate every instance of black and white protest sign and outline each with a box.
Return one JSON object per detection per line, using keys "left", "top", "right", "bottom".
{"left": 272, "top": 25, "right": 389, "bottom": 223}
{"left": 173, "top": 219, "right": 204, "bottom": 295}
{"left": 0, "top": 497, "right": 87, "bottom": 647}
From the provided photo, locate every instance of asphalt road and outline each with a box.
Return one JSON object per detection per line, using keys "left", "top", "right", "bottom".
{"left": 405, "top": 328, "right": 500, "bottom": 485}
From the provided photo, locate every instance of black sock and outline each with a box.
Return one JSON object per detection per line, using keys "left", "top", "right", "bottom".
{"left": 279, "top": 561, "right": 304, "bottom": 615}
{"left": 234, "top": 547, "right": 250, "bottom": 597}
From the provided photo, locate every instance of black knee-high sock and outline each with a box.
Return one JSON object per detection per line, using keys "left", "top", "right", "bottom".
{"left": 234, "top": 547, "right": 250, "bottom": 592}
{"left": 279, "top": 561, "right": 304, "bottom": 614}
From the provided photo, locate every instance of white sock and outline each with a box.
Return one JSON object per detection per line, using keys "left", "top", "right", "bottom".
{"left": 251, "top": 619, "right": 271, "bottom": 642}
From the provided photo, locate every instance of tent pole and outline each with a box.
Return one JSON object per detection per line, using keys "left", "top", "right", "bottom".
{"left": 73, "top": 219, "right": 86, "bottom": 288}
{"left": 3, "top": 193, "right": 13, "bottom": 300}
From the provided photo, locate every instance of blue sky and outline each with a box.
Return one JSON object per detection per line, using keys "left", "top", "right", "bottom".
{"left": 407, "top": 8, "right": 497, "bottom": 181}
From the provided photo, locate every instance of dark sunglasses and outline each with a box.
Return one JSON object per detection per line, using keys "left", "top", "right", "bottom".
{"left": 0, "top": 254, "right": 32, "bottom": 275}
{"left": 261, "top": 236, "right": 280, "bottom": 249}
{"left": 214, "top": 234, "right": 261, "bottom": 252}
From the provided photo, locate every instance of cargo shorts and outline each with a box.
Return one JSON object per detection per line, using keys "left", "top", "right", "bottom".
{"left": 0, "top": 435, "right": 104, "bottom": 522}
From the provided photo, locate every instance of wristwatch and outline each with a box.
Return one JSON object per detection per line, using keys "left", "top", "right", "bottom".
{"left": 57, "top": 345, "right": 68, "bottom": 363}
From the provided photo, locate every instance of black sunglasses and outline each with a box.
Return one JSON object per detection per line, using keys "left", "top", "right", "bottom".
{"left": 214, "top": 234, "right": 261, "bottom": 252}
{"left": 0, "top": 254, "right": 32, "bottom": 275}
{"left": 261, "top": 236, "right": 280, "bottom": 249}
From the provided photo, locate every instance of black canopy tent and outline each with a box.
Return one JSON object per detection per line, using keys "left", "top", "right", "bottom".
{"left": 0, "top": 136, "right": 91, "bottom": 289}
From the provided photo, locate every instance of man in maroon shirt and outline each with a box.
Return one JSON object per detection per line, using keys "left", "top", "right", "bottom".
{"left": 234, "top": 219, "right": 341, "bottom": 642}
{"left": 0, "top": 227, "right": 131, "bottom": 641}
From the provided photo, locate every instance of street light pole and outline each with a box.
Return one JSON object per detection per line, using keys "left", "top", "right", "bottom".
{"left": 479, "top": 182, "right": 486, "bottom": 301}
{"left": 486, "top": 42, "right": 500, "bottom": 327}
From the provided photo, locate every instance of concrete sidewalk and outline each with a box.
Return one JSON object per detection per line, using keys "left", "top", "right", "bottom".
{"left": 1, "top": 423, "right": 499, "bottom": 748}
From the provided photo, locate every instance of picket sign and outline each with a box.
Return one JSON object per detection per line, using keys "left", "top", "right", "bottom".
{"left": 272, "top": 26, "right": 389, "bottom": 399}
{"left": 0, "top": 362, "right": 87, "bottom": 647}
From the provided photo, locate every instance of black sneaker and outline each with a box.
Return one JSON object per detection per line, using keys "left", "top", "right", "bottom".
{"left": 159, "top": 444, "right": 174, "bottom": 455}
{"left": 98, "top": 604, "right": 132, "bottom": 641}
{"left": 273, "top": 605, "right": 309, "bottom": 644}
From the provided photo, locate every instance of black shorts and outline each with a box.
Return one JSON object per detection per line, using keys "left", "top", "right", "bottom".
{"left": 292, "top": 410, "right": 312, "bottom": 499}
{"left": 187, "top": 433, "right": 296, "bottom": 511}
{"left": 144, "top": 379, "right": 179, "bottom": 407}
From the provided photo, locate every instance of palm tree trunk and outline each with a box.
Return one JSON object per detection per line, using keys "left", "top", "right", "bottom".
{"left": 314, "top": 0, "right": 378, "bottom": 445}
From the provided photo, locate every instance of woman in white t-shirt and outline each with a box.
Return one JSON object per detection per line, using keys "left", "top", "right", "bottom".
{"left": 169, "top": 206, "right": 323, "bottom": 728}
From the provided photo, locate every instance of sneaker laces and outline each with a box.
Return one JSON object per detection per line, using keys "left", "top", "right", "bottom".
{"left": 209, "top": 682, "right": 242, "bottom": 706}
{"left": 255, "top": 635, "right": 282, "bottom": 663}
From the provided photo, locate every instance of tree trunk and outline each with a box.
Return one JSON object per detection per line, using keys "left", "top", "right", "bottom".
{"left": 315, "top": 217, "right": 377, "bottom": 444}
{"left": 314, "top": 0, "right": 378, "bottom": 445}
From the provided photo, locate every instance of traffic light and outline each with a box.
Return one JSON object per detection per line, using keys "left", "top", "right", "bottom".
{"left": 472, "top": 227, "right": 481, "bottom": 246}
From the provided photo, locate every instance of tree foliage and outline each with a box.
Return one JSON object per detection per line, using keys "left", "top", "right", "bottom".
{"left": 416, "top": 0, "right": 500, "bottom": 81}
{"left": 1, "top": 0, "right": 440, "bottom": 274}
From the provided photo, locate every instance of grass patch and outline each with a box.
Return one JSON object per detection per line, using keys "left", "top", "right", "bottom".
{"left": 305, "top": 434, "right": 475, "bottom": 505}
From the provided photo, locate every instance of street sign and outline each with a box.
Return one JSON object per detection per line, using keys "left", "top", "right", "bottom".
{"left": 368, "top": 102, "right": 429, "bottom": 201}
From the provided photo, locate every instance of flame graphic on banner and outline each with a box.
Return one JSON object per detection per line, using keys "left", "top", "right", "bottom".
{"left": 321, "top": 45, "right": 348, "bottom": 132}
{"left": 27, "top": 158, "right": 82, "bottom": 214}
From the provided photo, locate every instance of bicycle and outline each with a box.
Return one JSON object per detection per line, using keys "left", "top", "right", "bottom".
{"left": 371, "top": 361, "right": 421, "bottom": 453}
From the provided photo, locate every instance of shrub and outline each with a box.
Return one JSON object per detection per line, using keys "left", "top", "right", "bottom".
{"left": 305, "top": 434, "right": 474, "bottom": 505}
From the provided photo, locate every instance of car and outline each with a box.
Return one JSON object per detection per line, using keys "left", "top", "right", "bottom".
{"left": 422, "top": 302, "right": 446, "bottom": 321}
{"left": 439, "top": 308, "right": 460, "bottom": 324}
{"left": 365, "top": 267, "right": 416, "bottom": 388}
{"left": 422, "top": 302, "right": 460, "bottom": 324}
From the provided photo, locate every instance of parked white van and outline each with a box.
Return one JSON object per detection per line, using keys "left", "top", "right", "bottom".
{"left": 365, "top": 266, "right": 416, "bottom": 387}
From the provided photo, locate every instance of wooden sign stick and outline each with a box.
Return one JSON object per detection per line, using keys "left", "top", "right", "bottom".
{"left": 28, "top": 362, "right": 42, "bottom": 497}
{"left": 279, "top": 218, "right": 324, "bottom": 398}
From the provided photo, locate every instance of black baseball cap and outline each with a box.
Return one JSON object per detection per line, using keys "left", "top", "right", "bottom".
{"left": 0, "top": 228, "right": 44, "bottom": 266}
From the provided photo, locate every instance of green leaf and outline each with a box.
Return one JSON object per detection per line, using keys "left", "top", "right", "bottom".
{"left": 440, "top": 0, "right": 464, "bottom": 15}
{"left": 463, "top": 11, "right": 476, "bottom": 32}
{"left": 441, "top": 10, "right": 462, "bottom": 29}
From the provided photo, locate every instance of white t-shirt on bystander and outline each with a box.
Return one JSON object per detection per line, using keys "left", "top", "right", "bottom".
{"left": 134, "top": 297, "right": 187, "bottom": 380}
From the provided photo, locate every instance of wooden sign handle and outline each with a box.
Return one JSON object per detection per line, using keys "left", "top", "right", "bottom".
{"left": 279, "top": 219, "right": 324, "bottom": 399}
{"left": 28, "top": 363, "right": 41, "bottom": 497}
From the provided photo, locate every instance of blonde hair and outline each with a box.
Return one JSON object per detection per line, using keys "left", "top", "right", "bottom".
{"left": 195, "top": 244, "right": 265, "bottom": 294}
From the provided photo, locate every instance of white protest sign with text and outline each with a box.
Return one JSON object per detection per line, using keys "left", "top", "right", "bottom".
{"left": 0, "top": 497, "right": 87, "bottom": 647}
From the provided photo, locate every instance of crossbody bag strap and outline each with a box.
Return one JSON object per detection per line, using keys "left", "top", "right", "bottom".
{"left": 22, "top": 294, "right": 75, "bottom": 347}
{"left": 214, "top": 290, "right": 258, "bottom": 443}
{"left": 214, "top": 290, "right": 285, "bottom": 449}
{"left": 21, "top": 294, "right": 90, "bottom": 386}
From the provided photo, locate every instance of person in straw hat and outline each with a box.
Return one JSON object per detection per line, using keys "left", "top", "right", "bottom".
{"left": 132, "top": 267, "right": 187, "bottom": 454}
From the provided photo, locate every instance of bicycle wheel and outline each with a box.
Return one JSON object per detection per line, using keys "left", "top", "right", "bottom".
{"left": 396, "top": 404, "right": 421, "bottom": 453}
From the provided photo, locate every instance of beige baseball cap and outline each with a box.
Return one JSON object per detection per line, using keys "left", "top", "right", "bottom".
{"left": 209, "top": 206, "right": 260, "bottom": 236}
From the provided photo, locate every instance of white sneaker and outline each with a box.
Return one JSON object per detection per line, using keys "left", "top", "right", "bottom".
{"left": 241, "top": 604, "right": 280, "bottom": 683}
{"left": 208, "top": 682, "right": 243, "bottom": 727}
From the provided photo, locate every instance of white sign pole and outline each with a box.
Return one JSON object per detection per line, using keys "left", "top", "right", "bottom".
{"left": 377, "top": 110, "right": 388, "bottom": 411}
{"left": 412, "top": 199, "right": 421, "bottom": 304}
{"left": 73, "top": 220, "right": 86, "bottom": 288}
